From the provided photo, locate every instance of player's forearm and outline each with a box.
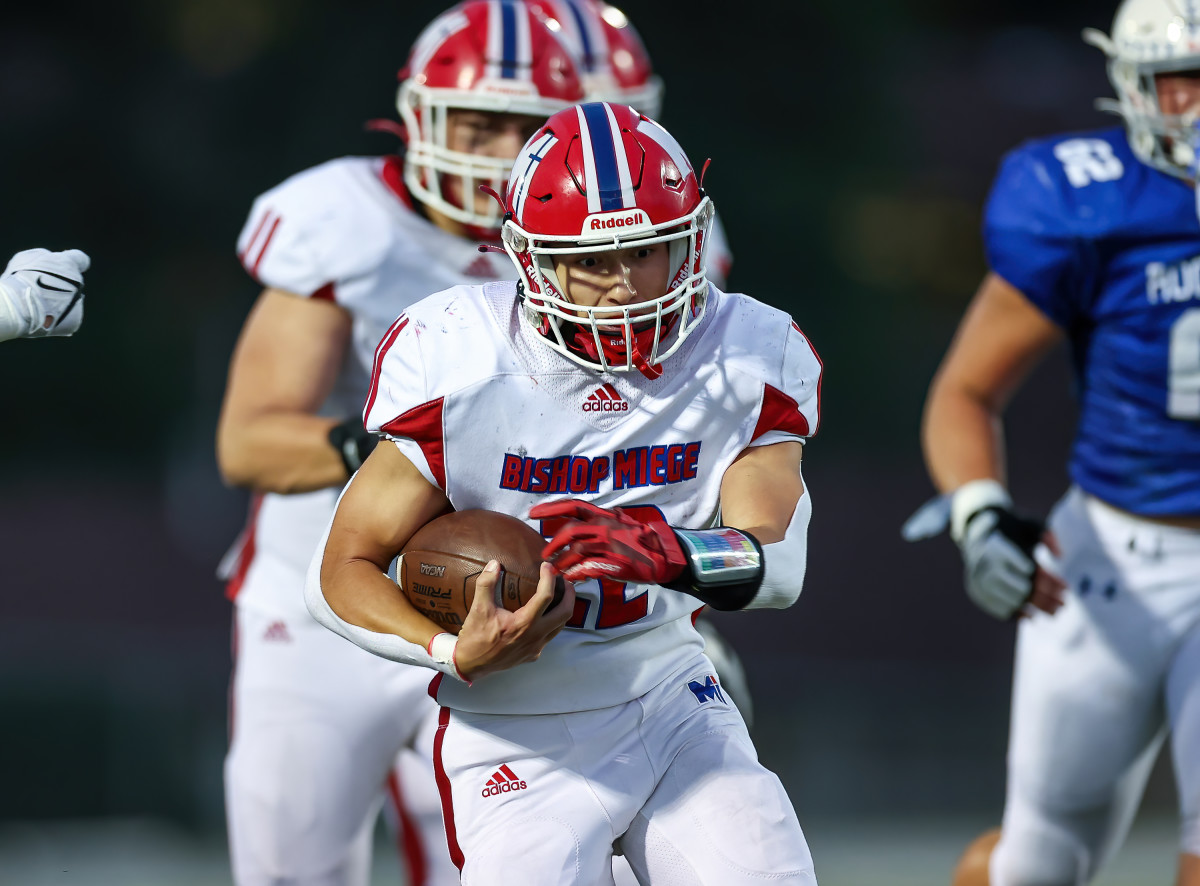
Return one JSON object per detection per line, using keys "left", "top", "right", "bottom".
{"left": 921, "top": 377, "right": 1007, "bottom": 495}
{"left": 305, "top": 548, "right": 459, "bottom": 677}
{"left": 217, "top": 413, "right": 347, "bottom": 493}
{"left": 320, "top": 557, "right": 441, "bottom": 649}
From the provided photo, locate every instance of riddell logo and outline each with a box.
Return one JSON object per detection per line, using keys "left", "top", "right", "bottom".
{"left": 482, "top": 764, "right": 528, "bottom": 798}
{"left": 583, "top": 384, "right": 628, "bottom": 412}
{"left": 583, "top": 210, "right": 649, "bottom": 233}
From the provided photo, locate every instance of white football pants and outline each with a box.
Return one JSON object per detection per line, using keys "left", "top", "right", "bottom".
{"left": 992, "top": 487, "right": 1200, "bottom": 885}
{"left": 434, "top": 653, "right": 817, "bottom": 886}
{"left": 225, "top": 600, "right": 457, "bottom": 886}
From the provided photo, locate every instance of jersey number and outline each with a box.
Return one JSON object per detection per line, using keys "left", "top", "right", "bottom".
{"left": 537, "top": 505, "right": 666, "bottom": 630}
{"left": 1052, "top": 139, "right": 1124, "bottom": 188}
{"left": 1168, "top": 308, "right": 1200, "bottom": 419}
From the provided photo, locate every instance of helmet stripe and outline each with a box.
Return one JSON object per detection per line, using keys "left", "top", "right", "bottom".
{"left": 510, "top": 131, "right": 558, "bottom": 222}
{"left": 486, "top": 0, "right": 531, "bottom": 81}
{"left": 636, "top": 117, "right": 694, "bottom": 181}
{"left": 603, "top": 101, "right": 636, "bottom": 206}
{"left": 575, "top": 105, "right": 601, "bottom": 213}
{"left": 561, "top": 0, "right": 598, "bottom": 72}
{"left": 580, "top": 101, "right": 630, "bottom": 211}
{"left": 513, "top": 0, "right": 532, "bottom": 80}
{"left": 499, "top": 0, "right": 518, "bottom": 79}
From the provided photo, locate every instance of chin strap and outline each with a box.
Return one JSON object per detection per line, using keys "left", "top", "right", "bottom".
{"left": 629, "top": 334, "right": 663, "bottom": 379}
{"left": 565, "top": 319, "right": 669, "bottom": 379}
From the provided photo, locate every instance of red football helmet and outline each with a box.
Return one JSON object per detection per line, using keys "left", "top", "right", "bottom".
{"left": 397, "top": 0, "right": 584, "bottom": 230}
{"left": 527, "top": 0, "right": 663, "bottom": 117}
{"left": 501, "top": 102, "right": 713, "bottom": 377}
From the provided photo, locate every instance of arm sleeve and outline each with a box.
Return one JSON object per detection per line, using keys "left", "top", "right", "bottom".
{"left": 362, "top": 313, "right": 446, "bottom": 491}
{"left": 750, "top": 320, "right": 823, "bottom": 448}
{"left": 983, "top": 147, "right": 1086, "bottom": 330}
{"left": 748, "top": 478, "right": 812, "bottom": 611}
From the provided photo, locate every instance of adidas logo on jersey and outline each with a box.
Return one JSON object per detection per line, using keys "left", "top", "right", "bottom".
{"left": 263, "top": 620, "right": 292, "bottom": 643}
{"left": 482, "top": 764, "right": 527, "bottom": 798}
{"left": 583, "top": 383, "right": 628, "bottom": 412}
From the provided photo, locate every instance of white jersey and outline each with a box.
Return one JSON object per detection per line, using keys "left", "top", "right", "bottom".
{"left": 364, "top": 281, "right": 821, "bottom": 714}
{"left": 222, "top": 156, "right": 515, "bottom": 616}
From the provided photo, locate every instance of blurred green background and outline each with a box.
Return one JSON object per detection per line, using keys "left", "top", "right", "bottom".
{"left": 0, "top": 1, "right": 1176, "bottom": 883}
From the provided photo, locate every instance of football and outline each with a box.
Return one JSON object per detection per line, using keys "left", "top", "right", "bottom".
{"left": 398, "top": 509, "right": 565, "bottom": 635}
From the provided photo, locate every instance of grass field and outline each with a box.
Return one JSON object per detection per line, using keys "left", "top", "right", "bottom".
{"left": 0, "top": 815, "right": 1178, "bottom": 885}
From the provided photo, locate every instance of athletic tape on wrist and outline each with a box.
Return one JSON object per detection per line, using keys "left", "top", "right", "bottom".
{"left": 427, "top": 632, "right": 469, "bottom": 683}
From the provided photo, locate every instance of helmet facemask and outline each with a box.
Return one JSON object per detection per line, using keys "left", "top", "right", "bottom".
{"left": 398, "top": 83, "right": 550, "bottom": 230}
{"left": 394, "top": 0, "right": 585, "bottom": 231}
{"left": 1085, "top": 14, "right": 1200, "bottom": 179}
{"left": 504, "top": 197, "right": 714, "bottom": 378}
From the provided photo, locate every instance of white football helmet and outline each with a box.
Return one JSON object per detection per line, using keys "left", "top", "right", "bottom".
{"left": 1085, "top": 0, "right": 1200, "bottom": 178}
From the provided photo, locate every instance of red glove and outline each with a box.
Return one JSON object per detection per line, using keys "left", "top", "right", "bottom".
{"left": 529, "top": 500, "right": 688, "bottom": 585}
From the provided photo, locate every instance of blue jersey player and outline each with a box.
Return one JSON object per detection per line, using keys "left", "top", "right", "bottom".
{"left": 917, "top": 1, "right": 1200, "bottom": 884}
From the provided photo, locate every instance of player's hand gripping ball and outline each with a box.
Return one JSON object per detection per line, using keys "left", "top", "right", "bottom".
{"left": 398, "top": 509, "right": 566, "bottom": 634}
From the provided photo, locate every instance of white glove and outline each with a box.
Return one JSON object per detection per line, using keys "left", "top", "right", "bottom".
{"left": 951, "top": 479, "right": 1044, "bottom": 620}
{"left": 0, "top": 248, "right": 90, "bottom": 342}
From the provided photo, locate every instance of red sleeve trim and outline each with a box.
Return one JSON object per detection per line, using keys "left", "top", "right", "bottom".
{"left": 789, "top": 320, "right": 824, "bottom": 436}
{"left": 380, "top": 398, "right": 447, "bottom": 489}
{"left": 243, "top": 212, "right": 282, "bottom": 280}
{"left": 752, "top": 384, "right": 810, "bottom": 441}
{"left": 237, "top": 211, "right": 272, "bottom": 269}
{"left": 364, "top": 315, "right": 410, "bottom": 425}
{"left": 310, "top": 282, "right": 336, "bottom": 302}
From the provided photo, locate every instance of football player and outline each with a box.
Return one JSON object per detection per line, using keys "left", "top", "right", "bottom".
{"left": 0, "top": 248, "right": 88, "bottom": 342}
{"left": 912, "top": 1, "right": 1200, "bottom": 883}
{"left": 215, "top": 4, "right": 584, "bottom": 885}
{"left": 308, "top": 102, "right": 822, "bottom": 886}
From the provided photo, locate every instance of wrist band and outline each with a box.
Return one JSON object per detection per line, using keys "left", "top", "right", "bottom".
{"left": 950, "top": 479, "right": 1011, "bottom": 544}
{"left": 427, "top": 632, "right": 469, "bottom": 683}
{"left": 328, "top": 417, "right": 379, "bottom": 475}
{"left": 667, "top": 527, "right": 764, "bottom": 611}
